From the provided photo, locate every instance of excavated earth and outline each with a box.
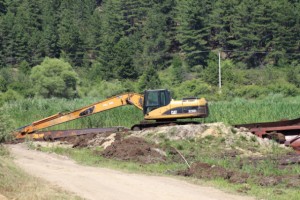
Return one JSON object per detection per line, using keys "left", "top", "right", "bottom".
{"left": 100, "top": 137, "right": 166, "bottom": 164}
{"left": 39, "top": 123, "right": 300, "bottom": 189}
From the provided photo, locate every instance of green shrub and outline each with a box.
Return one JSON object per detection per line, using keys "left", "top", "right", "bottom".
{"left": 173, "top": 79, "right": 213, "bottom": 99}
{"left": 85, "top": 79, "right": 138, "bottom": 98}
{"left": 0, "top": 107, "right": 14, "bottom": 142}
{"left": 234, "top": 85, "right": 267, "bottom": 99}
{"left": 0, "top": 68, "right": 14, "bottom": 92}
{"left": 0, "top": 89, "right": 23, "bottom": 106}
{"left": 287, "top": 64, "right": 300, "bottom": 87}
{"left": 30, "top": 57, "right": 79, "bottom": 99}
{"left": 267, "top": 82, "right": 299, "bottom": 96}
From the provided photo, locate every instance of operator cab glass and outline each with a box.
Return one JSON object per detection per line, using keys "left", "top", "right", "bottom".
{"left": 143, "top": 89, "right": 171, "bottom": 114}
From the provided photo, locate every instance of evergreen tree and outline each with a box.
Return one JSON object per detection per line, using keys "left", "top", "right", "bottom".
{"left": 0, "top": 0, "right": 6, "bottom": 15}
{"left": 40, "top": 0, "right": 60, "bottom": 59}
{"left": 176, "top": 0, "right": 213, "bottom": 68}
{"left": 135, "top": 5, "right": 170, "bottom": 71}
{"left": 96, "top": 0, "right": 125, "bottom": 79}
{"left": 58, "top": 1, "right": 85, "bottom": 67}
{"left": 209, "top": 0, "right": 240, "bottom": 51}
{"left": 139, "top": 67, "right": 161, "bottom": 91}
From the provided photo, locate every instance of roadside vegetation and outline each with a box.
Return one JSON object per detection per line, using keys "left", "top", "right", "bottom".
{"left": 0, "top": 145, "right": 80, "bottom": 200}
{"left": 3, "top": 94, "right": 300, "bottom": 132}
{"left": 1, "top": 1, "right": 300, "bottom": 199}
{"left": 0, "top": 108, "right": 80, "bottom": 199}
{"left": 2, "top": 92, "right": 300, "bottom": 200}
{"left": 34, "top": 125, "right": 300, "bottom": 200}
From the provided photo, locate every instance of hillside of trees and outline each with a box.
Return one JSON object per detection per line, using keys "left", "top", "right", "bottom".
{"left": 0, "top": 0, "right": 300, "bottom": 104}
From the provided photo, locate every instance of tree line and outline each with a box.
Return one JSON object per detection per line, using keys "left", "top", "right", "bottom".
{"left": 0, "top": 0, "right": 299, "bottom": 78}
{"left": 0, "top": 0, "right": 300, "bottom": 103}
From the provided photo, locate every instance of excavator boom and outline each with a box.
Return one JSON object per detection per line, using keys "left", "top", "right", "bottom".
{"left": 15, "top": 93, "right": 143, "bottom": 139}
{"left": 14, "top": 89, "right": 209, "bottom": 140}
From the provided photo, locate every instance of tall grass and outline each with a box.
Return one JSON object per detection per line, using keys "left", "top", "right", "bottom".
{"left": 3, "top": 94, "right": 300, "bottom": 132}
{"left": 4, "top": 97, "right": 143, "bottom": 131}
{"left": 204, "top": 94, "right": 300, "bottom": 124}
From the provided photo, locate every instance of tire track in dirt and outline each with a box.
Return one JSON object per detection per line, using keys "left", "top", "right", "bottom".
{"left": 9, "top": 144, "right": 254, "bottom": 200}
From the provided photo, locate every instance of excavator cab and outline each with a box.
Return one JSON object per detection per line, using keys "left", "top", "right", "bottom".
{"left": 143, "top": 89, "right": 171, "bottom": 115}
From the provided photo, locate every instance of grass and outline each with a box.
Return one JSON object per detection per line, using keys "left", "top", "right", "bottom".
{"left": 39, "top": 146, "right": 187, "bottom": 174}
{"left": 0, "top": 145, "right": 81, "bottom": 200}
{"left": 2, "top": 95, "right": 300, "bottom": 199}
{"left": 3, "top": 94, "right": 300, "bottom": 134}
{"left": 210, "top": 179, "right": 300, "bottom": 200}
{"left": 4, "top": 97, "right": 143, "bottom": 131}
{"left": 35, "top": 129, "right": 300, "bottom": 200}
{"left": 204, "top": 94, "right": 300, "bottom": 124}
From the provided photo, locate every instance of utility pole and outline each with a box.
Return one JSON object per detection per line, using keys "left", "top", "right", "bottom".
{"left": 218, "top": 51, "right": 221, "bottom": 93}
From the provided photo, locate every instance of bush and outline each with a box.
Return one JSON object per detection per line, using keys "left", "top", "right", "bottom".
{"left": 85, "top": 79, "right": 138, "bottom": 98}
{"left": 173, "top": 79, "right": 213, "bottom": 99}
{"left": 267, "top": 82, "right": 299, "bottom": 97}
{"left": 234, "top": 85, "right": 267, "bottom": 99}
{"left": 0, "top": 89, "right": 23, "bottom": 106}
{"left": 0, "top": 107, "right": 14, "bottom": 142}
{"left": 0, "top": 68, "right": 14, "bottom": 92}
{"left": 287, "top": 64, "right": 300, "bottom": 87}
{"left": 30, "top": 57, "right": 79, "bottom": 99}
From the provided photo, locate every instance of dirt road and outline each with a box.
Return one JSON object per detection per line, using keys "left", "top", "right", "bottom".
{"left": 9, "top": 144, "right": 254, "bottom": 200}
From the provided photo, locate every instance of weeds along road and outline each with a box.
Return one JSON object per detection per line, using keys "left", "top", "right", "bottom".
{"left": 9, "top": 144, "right": 254, "bottom": 200}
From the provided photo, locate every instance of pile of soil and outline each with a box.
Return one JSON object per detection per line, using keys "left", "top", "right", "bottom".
{"left": 132, "top": 123, "right": 287, "bottom": 154}
{"left": 61, "top": 133, "right": 98, "bottom": 148}
{"left": 179, "top": 162, "right": 232, "bottom": 179}
{"left": 101, "top": 137, "right": 166, "bottom": 164}
{"left": 178, "top": 158, "right": 300, "bottom": 188}
{"left": 61, "top": 132, "right": 122, "bottom": 149}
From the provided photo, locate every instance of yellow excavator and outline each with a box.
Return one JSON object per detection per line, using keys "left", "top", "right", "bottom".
{"left": 15, "top": 89, "right": 208, "bottom": 140}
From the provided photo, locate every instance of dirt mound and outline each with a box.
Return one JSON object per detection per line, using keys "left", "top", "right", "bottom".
{"left": 178, "top": 162, "right": 232, "bottom": 179}
{"left": 132, "top": 123, "right": 289, "bottom": 156}
{"left": 178, "top": 162, "right": 251, "bottom": 184}
{"left": 61, "top": 132, "right": 122, "bottom": 149}
{"left": 101, "top": 137, "right": 166, "bottom": 164}
{"left": 178, "top": 158, "right": 300, "bottom": 188}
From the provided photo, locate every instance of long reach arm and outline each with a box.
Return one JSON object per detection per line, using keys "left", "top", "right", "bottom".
{"left": 15, "top": 93, "right": 143, "bottom": 139}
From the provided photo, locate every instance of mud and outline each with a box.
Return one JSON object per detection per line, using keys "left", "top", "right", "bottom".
{"left": 278, "top": 153, "right": 300, "bottom": 165}
{"left": 178, "top": 162, "right": 233, "bottom": 180}
{"left": 101, "top": 137, "right": 166, "bottom": 164}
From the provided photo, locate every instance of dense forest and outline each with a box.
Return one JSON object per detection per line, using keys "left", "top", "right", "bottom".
{"left": 0, "top": 0, "right": 300, "bottom": 104}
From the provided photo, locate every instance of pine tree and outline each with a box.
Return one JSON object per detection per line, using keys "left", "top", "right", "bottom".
{"left": 209, "top": 0, "right": 240, "bottom": 51}
{"left": 58, "top": 0, "right": 92, "bottom": 67}
{"left": 96, "top": 0, "right": 126, "bottom": 79}
{"left": 176, "top": 0, "right": 213, "bottom": 68}
{"left": 39, "top": 0, "right": 60, "bottom": 59}
{"left": 139, "top": 67, "right": 161, "bottom": 91}
{"left": 0, "top": 0, "right": 6, "bottom": 16}
{"left": 136, "top": 5, "right": 170, "bottom": 71}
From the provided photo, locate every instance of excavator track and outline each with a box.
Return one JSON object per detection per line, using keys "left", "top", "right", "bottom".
{"left": 131, "top": 121, "right": 200, "bottom": 131}
{"left": 235, "top": 117, "right": 300, "bottom": 153}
